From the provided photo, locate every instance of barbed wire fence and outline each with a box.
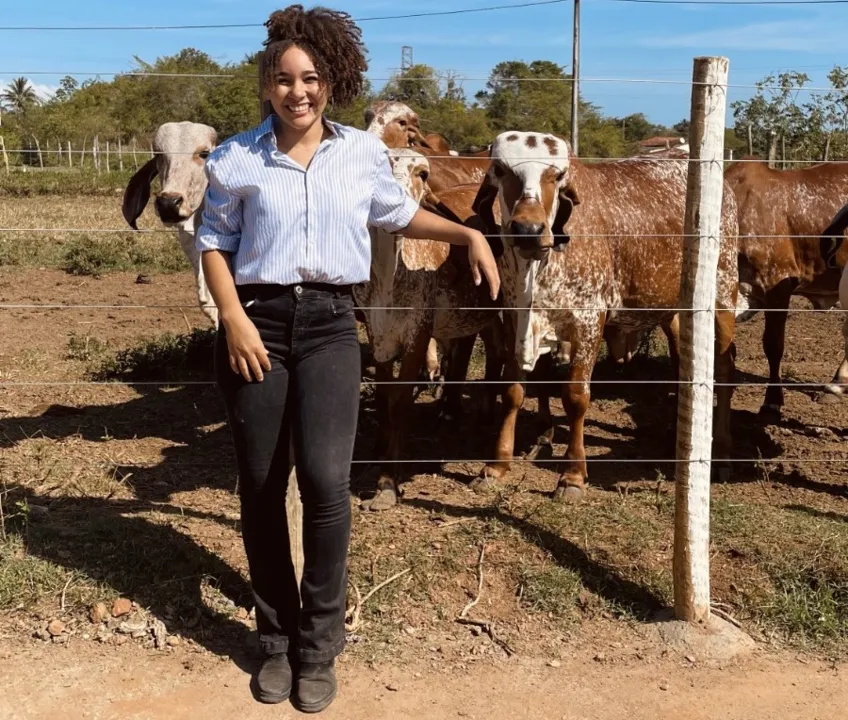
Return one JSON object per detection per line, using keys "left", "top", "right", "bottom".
{"left": 0, "top": 3, "right": 846, "bottom": 627}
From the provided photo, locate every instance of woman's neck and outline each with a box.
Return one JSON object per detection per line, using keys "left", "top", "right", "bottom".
{"left": 275, "top": 115, "right": 328, "bottom": 154}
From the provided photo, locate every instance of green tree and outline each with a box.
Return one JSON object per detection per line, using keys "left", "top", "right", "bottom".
{"left": 379, "top": 64, "right": 441, "bottom": 109}
{"left": 52, "top": 76, "right": 79, "bottom": 104}
{"left": 1, "top": 77, "right": 39, "bottom": 113}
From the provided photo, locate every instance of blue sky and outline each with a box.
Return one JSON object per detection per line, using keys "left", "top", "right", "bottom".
{"left": 1, "top": 0, "right": 846, "bottom": 127}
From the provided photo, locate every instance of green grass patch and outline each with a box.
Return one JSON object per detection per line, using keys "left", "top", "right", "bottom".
{"left": 61, "top": 235, "right": 189, "bottom": 277}
{"left": 0, "top": 169, "right": 135, "bottom": 197}
{"left": 520, "top": 562, "right": 583, "bottom": 617}
{"left": 90, "top": 328, "right": 215, "bottom": 382}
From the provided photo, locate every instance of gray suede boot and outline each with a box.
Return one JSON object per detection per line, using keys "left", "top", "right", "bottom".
{"left": 292, "top": 660, "right": 337, "bottom": 713}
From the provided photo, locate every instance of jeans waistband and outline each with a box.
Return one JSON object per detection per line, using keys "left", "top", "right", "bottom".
{"left": 236, "top": 282, "right": 353, "bottom": 301}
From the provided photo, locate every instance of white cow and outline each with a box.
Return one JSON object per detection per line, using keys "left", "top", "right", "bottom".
{"left": 122, "top": 121, "right": 218, "bottom": 326}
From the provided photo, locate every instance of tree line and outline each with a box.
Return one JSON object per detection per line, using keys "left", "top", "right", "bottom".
{"left": 3, "top": 47, "right": 844, "bottom": 169}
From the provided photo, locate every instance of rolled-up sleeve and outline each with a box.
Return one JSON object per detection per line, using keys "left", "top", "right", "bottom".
{"left": 368, "top": 147, "right": 421, "bottom": 233}
{"left": 196, "top": 154, "right": 242, "bottom": 254}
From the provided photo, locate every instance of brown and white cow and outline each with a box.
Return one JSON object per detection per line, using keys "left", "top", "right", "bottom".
{"left": 353, "top": 149, "right": 501, "bottom": 511}
{"left": 724, "top": 159, "right": 848, "bottom": 412}
{"left": 122, "top": 121, "right": 218, "bottom": 326}
{"left": 472, "top": 131, "right": 739, "bottom": 500}
{"left": 365, "top": 101, "right": 490, "bottom": 193}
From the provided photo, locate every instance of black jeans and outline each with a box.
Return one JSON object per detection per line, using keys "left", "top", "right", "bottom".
{"left": 215, "top": 282, "right": 360, "bottom": 663}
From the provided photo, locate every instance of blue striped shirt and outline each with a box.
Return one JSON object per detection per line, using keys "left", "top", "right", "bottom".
{"left": 196, "top": 115, "right": 421, "bottom": 285}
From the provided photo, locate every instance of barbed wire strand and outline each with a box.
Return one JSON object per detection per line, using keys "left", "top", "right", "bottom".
{"left": 0, "top": 71, "right": 838, "bottom": 93}
{"left": 4, "top": 150, "right": 847, "bottom": 164}
{"left": 0, "top": 303, "right": 844, "bottom": 314}
{"left": 0, "top": 379, "right": 845, "bottom": 388}
{"left": 2, "top": 227, "right": 847, "bottom": 241}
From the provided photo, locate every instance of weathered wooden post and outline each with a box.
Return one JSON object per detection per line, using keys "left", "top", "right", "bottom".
{"left": 0, "top": 137, "right": 9, "bottom": 174}
{"left": 67, "top": 141, "right": 72, "bottom": 168}
{"left": 674, "top": 56, "right": 728, "bottom": 624}
{"left": 106, "top": 141, "right": 111, "bottom": 173}
{"left": 257, "top": 50, "right": 304, "bottom": 586}
{"left": 118, "top": 137, "right": 124, "bottom": 171}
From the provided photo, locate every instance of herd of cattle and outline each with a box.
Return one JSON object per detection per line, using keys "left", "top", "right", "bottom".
{"left": 120, "top": 101, "right": 848, "bottom": 511}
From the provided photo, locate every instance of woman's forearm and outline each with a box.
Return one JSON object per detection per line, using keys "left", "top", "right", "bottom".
{"left": 201, "top": 250, "right": 246, "bottom": 325}
{"left": 398, "top": 207, "right": 477, "bottom": 245}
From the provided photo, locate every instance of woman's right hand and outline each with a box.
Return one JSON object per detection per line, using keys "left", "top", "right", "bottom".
{"left": 223, "top": 311, "right": 272, "bottom": 382}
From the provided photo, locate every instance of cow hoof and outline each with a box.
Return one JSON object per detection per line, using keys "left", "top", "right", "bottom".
{"left": 757, "top": 404, "right": 782, "bottom": 421}
{"left": 368, "top": 488, "right": 398, "bottom": 512}
{"left": 469, "top": 476, "right": 495, "bottom": 494}
{"left": 554, "top": 484, "right": 584, "bottom": 503}
{"left": 816, "top": 391, "right": 842, "bottom": 405}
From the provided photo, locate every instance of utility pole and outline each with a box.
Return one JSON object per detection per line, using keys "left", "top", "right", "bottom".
{"left": 571, "top": 0, "right": 580, "bottom": 156}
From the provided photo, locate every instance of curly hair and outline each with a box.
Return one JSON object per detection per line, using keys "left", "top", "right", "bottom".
{"left": 262, "top": 5, "right": 368, "bottom": 108}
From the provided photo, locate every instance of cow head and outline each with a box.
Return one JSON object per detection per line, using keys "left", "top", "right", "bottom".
{"left": 365, "top": 101, "right": 436, "bottom": 150}
{"left": 122, "top": 121, "right": 217, "bottom": 231}
{"left": 387, "top": 148, "right": 437, "bottom": 206}
{"left": 472, "top": 131, "right": 578, "bottom": 263}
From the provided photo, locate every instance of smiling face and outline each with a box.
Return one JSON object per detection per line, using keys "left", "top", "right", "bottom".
{"left": 265, "top": 45, "right": 329, "bottom": 136}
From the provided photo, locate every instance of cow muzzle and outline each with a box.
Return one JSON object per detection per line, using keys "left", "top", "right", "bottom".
{"left": 155, "top": 193, "right": 189, "bottom": 224}
{"left": 509, "top": 220, "right": 551, "bottom": 261}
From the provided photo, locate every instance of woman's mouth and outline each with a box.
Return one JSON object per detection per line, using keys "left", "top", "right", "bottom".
{"left": 286, "top": 102, "right": 312, "bottom": 117}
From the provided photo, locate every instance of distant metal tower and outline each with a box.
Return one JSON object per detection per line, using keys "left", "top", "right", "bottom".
{"left": 401, "top": 46, "right": 413, "bottom": 71}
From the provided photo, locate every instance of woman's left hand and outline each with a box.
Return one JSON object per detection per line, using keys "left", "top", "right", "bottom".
{"left": 466, "top": 229, "right": 501, "bottom": 300}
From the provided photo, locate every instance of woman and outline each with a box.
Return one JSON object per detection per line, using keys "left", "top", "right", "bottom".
{"left": 197, "top": 5, "right": 499, "bottom": 714}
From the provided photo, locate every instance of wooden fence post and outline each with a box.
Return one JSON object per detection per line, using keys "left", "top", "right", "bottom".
{"left": 80, "top": 137, "right": 87, "bottom": 169}
{"left": 67, "top": 141, "right": 72, "bottom": 168}
{"left": 93, "top": 135, "right": 100, "bottom": 174}
{"left": 255, "top": 50, "right": 303, "bottom": 586}
{"left": 674, "top": 56, "right": 729, "bottom": 624}
{"left": 106, "top": 141, "right": 111, "bottom": 172}
{"left": 0, "top": 136, "right": 9, "bottom": 174}
{"left": 118, "top": 138, "right": 124, "bottom": 171}
{"left": 33, "top": 136, "right": 44, "bottom": 169}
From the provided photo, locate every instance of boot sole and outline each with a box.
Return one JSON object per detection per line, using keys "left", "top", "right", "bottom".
{"left": 291, "top": 686, "right": 337, "bottom": 714}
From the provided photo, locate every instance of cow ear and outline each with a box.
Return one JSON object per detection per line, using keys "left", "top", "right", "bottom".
{"left": 820, "top": 202, "right": 848, "bottom": 269}
{"left": 551, "top": 183, "right": 579, "bottom": 252}
{"left": 122, "top": 157, "right": 159, "bottom": 230}
{"left": 471, "top": 171, "right": 502, "bottom": 259}
{"left": 408, "top": 123, "right": 435, "bottom": 150}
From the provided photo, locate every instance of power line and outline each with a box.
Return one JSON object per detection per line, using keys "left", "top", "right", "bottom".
{"left": 0, "top": 0, "right": 569, "bottom": 31}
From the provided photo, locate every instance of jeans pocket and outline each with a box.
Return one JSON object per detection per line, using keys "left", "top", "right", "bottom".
{"left": 330, "top": 295, "right": 355, "bottom": 317}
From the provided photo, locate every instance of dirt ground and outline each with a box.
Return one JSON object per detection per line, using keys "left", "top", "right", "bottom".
{"left": 0, "top": 223, "right": 846, "bottom": 717}
{"left": 0, "top": 637, "right": 845, "bottom": 720}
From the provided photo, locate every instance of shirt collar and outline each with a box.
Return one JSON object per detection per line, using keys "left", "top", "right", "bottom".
{"left": 257, "top": 114, "right": 342, "bottom": 147}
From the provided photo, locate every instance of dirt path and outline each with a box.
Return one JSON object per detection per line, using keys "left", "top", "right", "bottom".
{"left": 1, "top": 641, "right": 843, "bottom": 720}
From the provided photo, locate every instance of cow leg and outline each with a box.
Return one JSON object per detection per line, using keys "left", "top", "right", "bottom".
{"left": 480, "top": 321, "right": 505, "bottom": 418}
{"left": 370, "top": 332, "right": 431, "bottom": 512}
{"left": 662, "top": 314, "right": 681, "bottom": 377}
{"left": 761, "top": 285, "right": 792, "bottom": 416}
{"left": 713, "top": 309, "right": 736, "bottom": 482}
{"left": 475, "top": 355, "right": 524, "bottom": 489}
{"left": 441, "top": 334, "right": 476, "bottom": 420}
{"left": 532, "top": 353, "right": 556, "bottom": 448}
{"left": 820, "top": 315, "right": 848, "bottom": 401}
{"left": 554, "top": 317, "right": 603, "bottom": 503}
{"left": 372, "top": 360, "right": 393, "bottom": 460}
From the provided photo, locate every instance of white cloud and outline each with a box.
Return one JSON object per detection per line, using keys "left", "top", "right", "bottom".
{"left": 637, "top": 20, "right": 838, "bottom": 53}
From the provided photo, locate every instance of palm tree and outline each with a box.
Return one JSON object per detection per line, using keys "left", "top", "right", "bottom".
{"left": 1, "top": 77, "right": 39, "bottom": 113}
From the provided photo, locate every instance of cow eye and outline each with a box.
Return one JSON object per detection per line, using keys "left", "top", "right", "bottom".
{"left": 199, "top": 150, "right": 210, "bottom": 160}
{"left": 555, "top": 169, "right": 566, "bottom": 182}
{"left": 398, "top": 119, "right": 407, "bottom": 127}
{"left": 420, "top": 169, "right": 429, "bottom": 182}
{"left": 492, "top": 164, "right": 505, "bottom": 178}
